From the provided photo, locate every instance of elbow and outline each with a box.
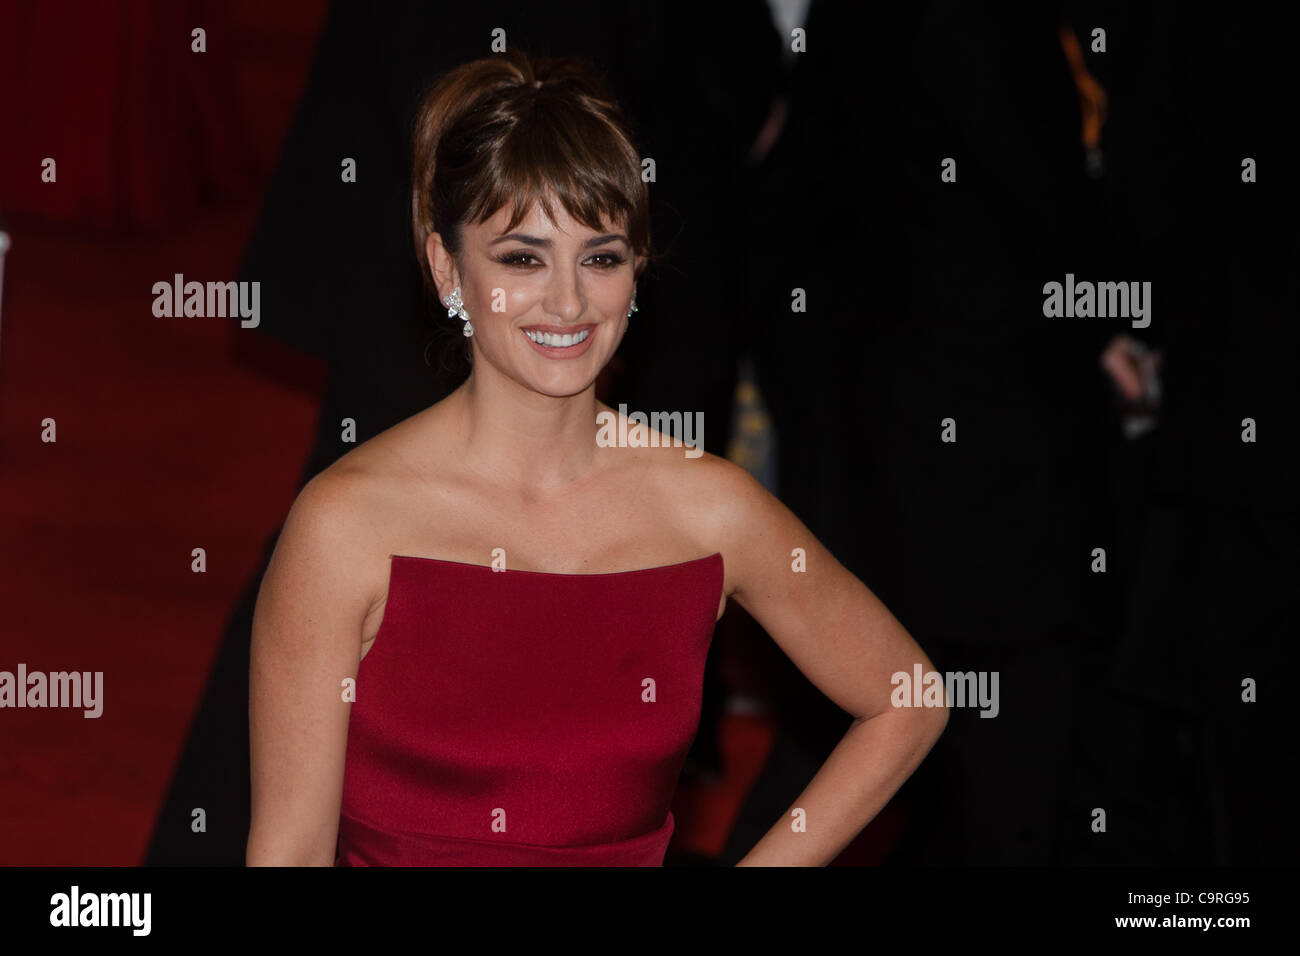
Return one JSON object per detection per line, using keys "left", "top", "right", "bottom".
{"left": 852, "top": 701, "right": 949, "bottom": 739}
{"left": 900, "top": 700, "right": 949, "bottom": 746}
{"left": 932, "top": 701, "right": 950, "bottom": 736}
{"left": 924, "top": 694, "right": 950, "bottom": 733}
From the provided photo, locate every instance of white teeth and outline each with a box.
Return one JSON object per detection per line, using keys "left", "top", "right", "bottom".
{"left": 525, "top": 328, "right": 590, "bottom": 347}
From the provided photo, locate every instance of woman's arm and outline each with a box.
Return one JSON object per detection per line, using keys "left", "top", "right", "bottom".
{"left": 246, "top": 471, "right": 375, "bottom": 866}
{"left": 701, "top": 458, "right": 949, "bottom": 866}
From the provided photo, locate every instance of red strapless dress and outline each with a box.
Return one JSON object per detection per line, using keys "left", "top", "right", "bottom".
{"left": 336, "top": 552, "right": 724, "bottom": 866}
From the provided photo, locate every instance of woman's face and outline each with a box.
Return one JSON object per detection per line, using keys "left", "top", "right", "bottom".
{"left": 429, "top": 198, "right": 635, "bottom": 399}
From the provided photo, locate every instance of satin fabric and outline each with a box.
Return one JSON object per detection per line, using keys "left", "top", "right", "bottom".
{"left": 336, "top": 552, "right": 723, "bottom": 866}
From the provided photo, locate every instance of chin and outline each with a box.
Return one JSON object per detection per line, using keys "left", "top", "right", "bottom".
{"left": 522, "top": 365, "right": 603, "bottom": 399}
{"left": 509, "top": 321, "right": 621, "bottom": 396}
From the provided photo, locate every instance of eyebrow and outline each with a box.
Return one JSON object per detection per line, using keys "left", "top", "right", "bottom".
{"left": 489, "top": 232, "right": 630, "bottom": 248}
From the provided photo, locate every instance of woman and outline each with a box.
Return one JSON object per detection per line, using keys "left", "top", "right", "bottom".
{"left": 246, "top": 48, "right": 946, "bottom": 867}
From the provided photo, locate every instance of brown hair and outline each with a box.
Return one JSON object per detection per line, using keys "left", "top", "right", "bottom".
{"left": 412, "top": 49, "right": 654, "bottom": 328}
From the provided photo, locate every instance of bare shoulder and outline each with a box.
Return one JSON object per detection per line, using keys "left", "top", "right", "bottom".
{"left": 631, "top": 444, "right": 787, "bottom": 593}
{"left": 597, "top": 403, "right": 765, "bottom": 520}
{"left": 653, "top": 447, "right": 769, "bottom": 525}
{"left": 287, "top": 451, "right": 388, "bottom": 546}
{"left": 291, "top": 404, "right": 442, "bottom": 527}
{"left": 273, "top": 412, "right": 440, "bottom": 604}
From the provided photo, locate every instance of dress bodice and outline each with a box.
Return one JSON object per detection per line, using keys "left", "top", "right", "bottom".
{"left": 336, "top": 552, "right": 724, "bottom": 866}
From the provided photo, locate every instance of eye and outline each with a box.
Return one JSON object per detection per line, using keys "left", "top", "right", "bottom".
{"left": 589, "top": 252, "right": 626, "bottom": 268}
{"left": 495, "top": 251, "right": 540, "bottom": 267}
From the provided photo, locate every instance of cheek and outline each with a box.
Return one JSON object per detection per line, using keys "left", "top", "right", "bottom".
{"left": 599, "top": 283, "right": 630, "bottom": 310}
{"left": 508, "top": 286, "right": 536, "bottom": 314}
{"left": 585, "top": 276, "right": 634, "bottom": 318}
{"left": 468, "top": 283, "right": 520, "bottom": 320}
{"left": 480, "top": 283, "right": 536, "bottom": 318}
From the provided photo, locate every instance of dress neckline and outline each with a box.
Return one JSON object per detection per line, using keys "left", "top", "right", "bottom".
{"left": 388, "top": 551, "right": 722, "bottom": 578}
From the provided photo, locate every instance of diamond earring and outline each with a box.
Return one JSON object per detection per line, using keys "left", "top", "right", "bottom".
{"left": 626, "top": 294, "right": 637, "bottom": 319}
{"left": 443, "top": 286, "right": 473, "bottom": 337}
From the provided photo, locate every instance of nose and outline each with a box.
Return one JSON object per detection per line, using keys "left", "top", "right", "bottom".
{"left": 540, "top": 263, "right": 586, "bottom": 324}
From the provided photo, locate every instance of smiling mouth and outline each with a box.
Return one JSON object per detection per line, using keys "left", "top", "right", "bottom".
{"left": 523, "top": 328, "right": 591, "bottom": 348}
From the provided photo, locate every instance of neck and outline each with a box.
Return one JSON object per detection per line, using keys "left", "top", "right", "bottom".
{"left": 450, "top": 360, "right": 600, "bottom": 491}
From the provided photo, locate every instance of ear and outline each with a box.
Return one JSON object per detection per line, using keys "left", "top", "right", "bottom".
{"left": 426, "top": 233, "right": 460, "bottom": 302}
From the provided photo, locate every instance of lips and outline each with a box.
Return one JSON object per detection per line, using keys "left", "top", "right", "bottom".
{"left": 525, "top": 328, "right": 590, "bottom": 348}
{"left": 519, "top": 324, "right": 597, "bottom": 359}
